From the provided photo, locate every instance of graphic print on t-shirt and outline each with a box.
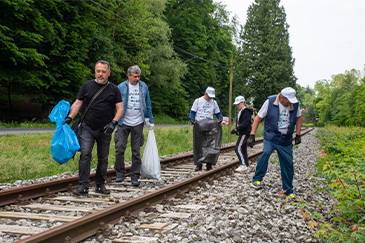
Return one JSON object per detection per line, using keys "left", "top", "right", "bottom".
{"left": 278, "top": 103, "right": 290, "bottom": 134}
{"left": 123, "top": 83, "right": 143, "bottom": 126}
{"left": 203, "top": 102, "right": 210, "bottom": 118}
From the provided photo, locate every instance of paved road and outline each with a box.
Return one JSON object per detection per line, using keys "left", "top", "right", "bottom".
{"left": 0, "top": 124, "right": 189, "bottom": 136}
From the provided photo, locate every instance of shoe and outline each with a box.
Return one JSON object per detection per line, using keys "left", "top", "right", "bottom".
{"left": 206, "top": 163, "right": 213, "bottom": 171}
{"left": 194, "top": 165, "right": 202, "bottom": 171}
{"left": 95, "top": 185, "right": 110, "bottom": 194}
{"left": 235, "top": 165, "right": 249, "bottom": 172}
{"left": 73, "top": 187, "right": 88, "bottom": 196}
{"left": 251, "top": 181, "right": 262, "bottom": 190}
{"left": 131, "top": 177, "right": 140, "bottom": 186}
{"left": 286, "top": 193, "right": 296, "bottom": 201}
{"left": 115, "top": 175, "right": 124, "bottom": 182}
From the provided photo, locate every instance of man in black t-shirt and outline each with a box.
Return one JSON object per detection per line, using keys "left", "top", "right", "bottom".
{"left": 63, "top": 60, "right": 124, "bottom": 196}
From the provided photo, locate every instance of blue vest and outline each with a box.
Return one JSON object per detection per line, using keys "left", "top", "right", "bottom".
{"left": 263, "top": 95, "right": 299, "bottom": 146}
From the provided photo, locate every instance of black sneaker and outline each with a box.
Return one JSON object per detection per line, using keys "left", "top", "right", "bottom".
{"left": 73, "top": 187, "right": 88, "bottom": 196}
{"left": 115, "top": 175, "right": 124, "bottom": 182}
{"left": 194, "top": 165, "right": 202, "bottom": 171}
{"left": 206, "top": 163, "right": 213, "bottom": 171}
{"left": 95, "top": 185, "right": 110, "bottom": 194}
{"left": 131, "top": 177, "right": 140, "bottom": 186}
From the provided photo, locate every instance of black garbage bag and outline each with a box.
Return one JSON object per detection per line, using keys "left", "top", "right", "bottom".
{"left": 193, "top": 118, "right": 222, "bottom": 166}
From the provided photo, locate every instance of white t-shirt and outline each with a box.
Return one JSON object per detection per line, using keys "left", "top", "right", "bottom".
{"left": 191, "top": 96, "right": 220, "bottom": 121}
{"left": 258, "top": 99, "right": 301, "bottom": 134}
{"left": 123, "top": 83, "right": 144, "bottom": 126}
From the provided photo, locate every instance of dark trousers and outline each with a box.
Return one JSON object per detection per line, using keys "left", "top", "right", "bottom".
{"left": 78, "top": 123, "right": 111, "bottom": 189}
{"left": 114, "top": 123, "right": 144, "bottom": 178}
{"left": 252, "top": 139, "right": 294, "bottom": 195}
{"left": 235, "top": 134, "right": 249, "bottom": 167}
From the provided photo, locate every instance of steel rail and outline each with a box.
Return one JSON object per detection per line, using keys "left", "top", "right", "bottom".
{"left": 17, "top": 127, "right": 314, "bottom": 243}
{"left": 0, "top": 127, "right": 313, "bottom": 206}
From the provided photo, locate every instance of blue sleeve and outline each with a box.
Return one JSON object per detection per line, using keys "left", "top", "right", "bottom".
{"left": 189, "top": 111, "right": 196, "bottom": 120}
{"left": 215, "top": 112, "right": 223, "bottom": 119}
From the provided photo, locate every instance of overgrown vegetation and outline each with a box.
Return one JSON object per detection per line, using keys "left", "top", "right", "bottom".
{"left": 311, "top": 126, "right": 365, "bottom": 242}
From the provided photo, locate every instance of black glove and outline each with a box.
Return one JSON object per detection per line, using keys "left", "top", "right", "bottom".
{"left": 191, "top": 119, "right": 196, "bottom": 125}
{"left": 218, "top": 117, "right": 223, "bottom": 124}
{"left": 104, "top": 120, "right": 118, "bottom": 136}
{"left": 247, "top": 134, "right": 255, "bottom": 148}
{"left": 295, "top": 134, "right": 301, "bottom": 145}
{"left": 63, "top": 116, "right": 73, "bottom": 125}
{"left": 230, "top": 128, "right": 237, "bottom": 135}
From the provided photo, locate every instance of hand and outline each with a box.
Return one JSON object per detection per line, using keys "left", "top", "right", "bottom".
{"left": 218, "top": 117, "right": 223, "bottom": 124}
{"left": 191, "top": 119, "right": 196, "bottom": 125}
{"left": 247, "top": 134, "right": 255, "bottom": 148}
{"left": 104, "top": 120, "right": 118, "bottom": 136}
{"left": 295, "top": 134, "right": 301, "bottom": 145}
{"left": 145, "top": 118, "right": 150, "bottom": 126}
{"left": 149, "top": 123, "right": 154, "bottom": 130}
{"left": 230, "top": 128, "right": 237, "bottom": 135}
{"left": 63, "top": 116, "right": 72, "bottom": 125}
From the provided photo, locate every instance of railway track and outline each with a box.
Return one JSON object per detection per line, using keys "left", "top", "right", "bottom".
{"left": 0, "top": 127, "right": 314, "bottom": 243}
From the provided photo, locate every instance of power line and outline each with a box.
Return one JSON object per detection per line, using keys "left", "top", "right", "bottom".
{"left": 80, "top": 0, "right": 230, "bottom": 69}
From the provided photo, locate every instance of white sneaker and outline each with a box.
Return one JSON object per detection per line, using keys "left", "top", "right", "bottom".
{"left": 235, "top": 165, "right": 249, "bottom": 172}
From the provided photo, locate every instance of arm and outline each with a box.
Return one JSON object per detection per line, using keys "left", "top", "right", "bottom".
{"left": 113, "top": 102, "right": 124, "bottom": 122}
{"left": 189, "top": 110, "right": 196, "bottom": 120}
{"left": 145, "top": 88, "right": 154, "bottom": 124}
{"left": 68, "top": 99, "right": 83, "bottom": 119}
{"left": 250, "top": 115, "right": 262, "bottom": 135}
{"left": 215, "top": 112, "right": 223, "bottom": 119}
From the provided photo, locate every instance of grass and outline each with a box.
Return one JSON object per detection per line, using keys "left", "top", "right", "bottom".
{"left": 0, "top": 122, "right": 264, "bottom": 183}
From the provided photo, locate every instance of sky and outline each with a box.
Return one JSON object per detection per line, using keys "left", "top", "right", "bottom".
{"left": 222, "top": 0, "right": 365, "bottom": 89}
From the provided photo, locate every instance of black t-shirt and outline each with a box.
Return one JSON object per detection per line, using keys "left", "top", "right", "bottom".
{"left": 76, "top": 80, "right": 122, "bottom": 131}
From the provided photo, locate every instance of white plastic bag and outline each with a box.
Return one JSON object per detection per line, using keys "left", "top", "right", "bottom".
{"left": 141, "top": 129, "right": 161, "bottom": 180}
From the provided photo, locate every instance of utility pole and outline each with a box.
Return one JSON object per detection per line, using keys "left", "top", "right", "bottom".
{"left": 228, "top": 60, "right": 233, "bottom": 143}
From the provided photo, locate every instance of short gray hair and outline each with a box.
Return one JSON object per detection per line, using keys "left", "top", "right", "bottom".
{"left": 96, "top": 60, "right": 110, "bottom": 70}
{"left": 128, "top": 65, "right": 141, "bottom": 75}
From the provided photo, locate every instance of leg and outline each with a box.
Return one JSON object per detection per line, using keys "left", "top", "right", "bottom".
{"left": 95, "top": 130, "right": 112, "bottom": 188}
{"left": 252, "top": 139, "right": 275, "bottom": 182}
{"left": 114, "top": 124, "right": 131, "bottom": 177}
{"left": 129, "top": 123, "right": 144, "bottom": 179}
{"left": 78, "top": 124, "right": 96, "bottom": 189}
{"left": 235, "top": 134, "right": 248, "bottom": 166}
{"left": 276, "top": 143, "right": 294, "bottom": 195}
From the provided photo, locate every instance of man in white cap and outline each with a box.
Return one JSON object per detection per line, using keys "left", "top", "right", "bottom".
{"left": 190, "top": 87, "right": 223, "bottom": 171}
{"left": 247, "top": 87, "right": 302, "bottom": 200}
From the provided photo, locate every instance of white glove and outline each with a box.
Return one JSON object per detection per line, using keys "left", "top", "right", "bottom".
{"left": 145, "top": 118, "right": 150, "bottom": 126}
{"left": 149, "top": 123, "right": 154, "bottom": 130}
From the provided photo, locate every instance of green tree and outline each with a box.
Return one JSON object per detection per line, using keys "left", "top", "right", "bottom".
{"left": 0, "top": 0, "right": 49, "bottom": 116}
{"left": 164, "top": 0, "right": 235, "bottom": 116}
{"left": 237, "top": 0, "right": 296, "bottom": 108}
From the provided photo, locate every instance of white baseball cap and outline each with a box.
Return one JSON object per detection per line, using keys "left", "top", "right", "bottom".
{"left": 205, "top": 87, "right": 215, "bottom": 98}
{"left": 233, "top": 96, "right": 245, "bottom": 105}
{"left": 281, "top": 87, "right": 298, "bottom": 103}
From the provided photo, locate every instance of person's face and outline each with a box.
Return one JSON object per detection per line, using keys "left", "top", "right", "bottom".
{"left": 128, "top": 73, "right": 141, "bottom": 85}
{"left": 237, "top": 102, "right": 245, "bottom": 110}
{"left": 279, "top": 95, "right": 291, "bottom": 107}
{"left": 204, "top": 92, "right": 212, "bottom": 101}
{"left": 95, "top": 63, "right": 111, "bottom": 84}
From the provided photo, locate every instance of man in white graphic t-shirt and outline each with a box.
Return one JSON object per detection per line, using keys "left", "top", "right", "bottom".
{"left": 247, "top": 87, "right": 302, "bottom": 200}
{"left": 189, "top": 87, "right": 223, "bottom": 171}
{"left": 114, "top": 66, "right": 154, "bottom": 186}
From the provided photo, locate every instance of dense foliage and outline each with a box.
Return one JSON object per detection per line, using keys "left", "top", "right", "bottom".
{"left": 314, "top": 127, "right": 365, "bottom": 242}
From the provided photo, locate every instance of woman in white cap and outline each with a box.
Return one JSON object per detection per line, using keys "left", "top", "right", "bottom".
{"left": 231, "top": 96, "right": 254, "bottom": 172}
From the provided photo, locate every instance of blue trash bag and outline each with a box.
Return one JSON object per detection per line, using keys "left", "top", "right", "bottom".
{"left": 49, "top": 100, "right": 80, "bottom": 164}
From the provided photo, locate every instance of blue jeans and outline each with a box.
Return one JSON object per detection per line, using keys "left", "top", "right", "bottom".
{"left": 78, "top": 123, "right": 111, "bottom": 189}
{"left": 252, "top": 139, "right": 294, "bottom": 195}
{"left": 114, "top": 123, "right": 144, "bottom": 178}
